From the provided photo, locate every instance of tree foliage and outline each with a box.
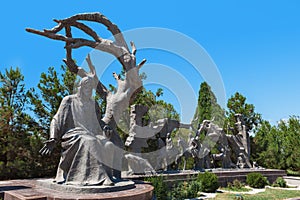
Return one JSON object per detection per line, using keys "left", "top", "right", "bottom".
{"left": 192, "top": 82, "right": 225, "bottom": 128}
{"left": 252, "top": 116, "right": 300, "bottom": 171}
{"left": 0, "top": 67, "right": 34, "bottom": 179}
{"left": 226, "top": 92, "right": 261, "bottom": 134}
{"left": 132, "top": 87, "right": 179, "bottom": 125}
{"left": 28, "top": 65, "right": 77, "bottom": 134}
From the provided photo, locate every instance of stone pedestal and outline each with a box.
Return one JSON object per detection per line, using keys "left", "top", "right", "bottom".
{"left": 0, "top": 179, "right": 153, "bottom": 200}
{"left": 124, "top": 168, "right": 287, "bottom": 187}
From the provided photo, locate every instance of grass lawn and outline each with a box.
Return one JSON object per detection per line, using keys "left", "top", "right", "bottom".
{"left": 213, "top": 188, "right": 300, "bottom": 200}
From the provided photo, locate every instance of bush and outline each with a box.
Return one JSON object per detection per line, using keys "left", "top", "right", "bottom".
{"left": 187, "top": 181, "right": 202, "bottom": 198}
{"left": 246, "top": 172, "right": 269, "bottom": 188}
{"left": 287, "top": 169, "right": 300, "bottom": 177}
{"left": 145, "top": 175, "right": 168, "bottom": 200}
{"left": 228, "top": 179, "right": 244, "bottom": 190}
{"left": 170, "top": 181, "right": 202, "bottom": 200}
{"left": 197, "top": 171, "right": 219, "bottom": 192}
{"left": 272, "top": 177, "right": 287, "bottom": 188}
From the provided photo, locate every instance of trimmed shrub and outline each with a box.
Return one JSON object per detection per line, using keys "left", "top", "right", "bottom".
{"left": 272, "top": 177, "right": 287, "bottom": 188}
{"left": 246, "top": 172, "right": 269, "bottom": 188}
{"left": 197, "top": 171, "right": 219, "bottom": 192}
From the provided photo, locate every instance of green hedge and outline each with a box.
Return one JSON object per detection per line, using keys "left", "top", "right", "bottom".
{"left": 246, "top": 172, "right": 269, "bottom": 188}
{"left": 197, "top": 171, "right": 219, "bottom": 192}
{"left": 272, "top": 177, "right": 287, "bottom": 188}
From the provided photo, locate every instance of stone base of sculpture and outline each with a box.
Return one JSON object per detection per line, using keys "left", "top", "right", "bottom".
{"left": 36, "top": 179, "right": 135, "bottom": 193}
{"left": 123, "top": 168, "right": 287, "bottom": 188}
{"left": 0, "top": 179, "right": 154, "bottom": 200}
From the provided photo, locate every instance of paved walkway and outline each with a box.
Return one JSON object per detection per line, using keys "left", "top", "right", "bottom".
{"left": 193, "top": 185, "right": 300, "bottom": 199}
{"left": 284, "top": 176, "right": 300, "bottom": 188}
{"left": 218, "top": 186, "right": 266, "bottom": 195}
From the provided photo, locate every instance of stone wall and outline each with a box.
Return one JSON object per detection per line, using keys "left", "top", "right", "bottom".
{"left": 125, "top": 169, "right": 287, "bottom": 187}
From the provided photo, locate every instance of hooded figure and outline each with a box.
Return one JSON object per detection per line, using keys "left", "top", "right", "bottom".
{"left": 40, "top": 76, "right": 114, "bottom": 186}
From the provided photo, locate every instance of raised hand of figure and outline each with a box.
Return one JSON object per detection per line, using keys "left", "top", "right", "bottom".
{"left": 39, "top": 138, "right": 56, "bottom": 156}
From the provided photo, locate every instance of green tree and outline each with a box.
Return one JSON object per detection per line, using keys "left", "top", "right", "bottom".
{"left": 252, "top": 120, "right": 282, "bottom": 168}
{"left": 253, "top": 116, "right": 300, "bottom": 171}
{"left": 145, "top": 176, "right": 168, "bottom": 200}
{"left": 251, "top": 120, "right": 272, "bottom": 161}
{"left": 0, "top": 67, "right": 33, "bottom": 179}
{"left": 192, "top": 82, "right": 225, "bottom": 128}
{"left": 226, "top": 92, "right": 261, "bottom": 134}
{"left": 282, "top": 116, "right": 300, "bottom": 171}
{"left": 133, "top": 87, "right": 179, "bottom": 125}
{"left": 28, "top": 65, "right": 77, "bottom": 134}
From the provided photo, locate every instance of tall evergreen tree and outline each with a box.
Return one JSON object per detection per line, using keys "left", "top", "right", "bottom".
{"left": 0, "top": 67, "right": 33, "bottom": 179}
{"left": 192, "top": 82, "right": 225, "bottom": 128}
{"left": 28, "top": 65, "right": 77, "bottom": 135}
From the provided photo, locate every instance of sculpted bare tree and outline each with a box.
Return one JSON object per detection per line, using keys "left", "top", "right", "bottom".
{"left": 26, "top": 12, "right": 146, "bottom": 180}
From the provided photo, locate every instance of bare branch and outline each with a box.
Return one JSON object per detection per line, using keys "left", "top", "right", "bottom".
{"left": 130, "top": 41, "right": 136, "bottom": 55}
{"left": 27, "top": 27, "right": 124, "bottom": 57}
{"left": 26, "top": 28, "right": 97, "bottom": 48}
{"left": 45, "top": 19, "right": 101, "bottom": 43}
{"left": 63, "top": 25, "right": 79, "bottom": 74}
{"left": 26, "top": 28, "right": 67, "bottom": 41}
{"left": 85, "top": 54, "right": 96, "bottom": 76}
{"left": 68, "top": 39, "right": 98, "bottom": 49}
{"left": 26, "top": 12, "right": 140, "bottom": 102}
{"left": 43, "top": 20, "right": 64, "bottom": 33}
{"left": 137, "top": 59, "right": 147, "bottom": 70}
{"left": 71, "top": 21, "right": 101, "bottom": 42}
{"left": 63, "top": 13, "right": 129, "bottom": 51}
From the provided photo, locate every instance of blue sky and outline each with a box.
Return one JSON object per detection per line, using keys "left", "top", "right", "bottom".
{"left": 0, "top": 1, "right": 299, "bottom": 124}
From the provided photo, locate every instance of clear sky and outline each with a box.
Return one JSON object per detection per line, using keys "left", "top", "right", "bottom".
{"left": 0, "top": 1, "right": 299, "bottom": 124}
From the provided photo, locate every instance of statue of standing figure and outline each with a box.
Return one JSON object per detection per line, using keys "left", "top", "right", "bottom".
{"left": 197, "top": 119, "right": 234, "bottom": 169}
{"left": 235, "top": 113, "right": 250, "bottom": 159}
{"left": 189, "top": 135, "right": 205, "bottom": 170}
{"left": 155, "top": 135, "right": 168, "bottom": 170}
{"left": 176, "top": 136, "right": 193, "bottom": 171}
{"left": 226, "top": 114, "right": 252, "bottom": 168}
{"left": 165, "top": 133, "right": 179, "bottom": 170}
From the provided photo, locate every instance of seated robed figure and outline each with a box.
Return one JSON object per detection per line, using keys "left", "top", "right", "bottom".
{"left": 40, "top": 75, "right": 115, "bottom": 186}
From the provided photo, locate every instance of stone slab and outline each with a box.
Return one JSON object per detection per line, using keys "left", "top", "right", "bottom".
{"left": 35, "top": 179, "right": 135, "bottom": 193}
{"left": 0, "top": 179, "right": 153, "bottom": 200}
